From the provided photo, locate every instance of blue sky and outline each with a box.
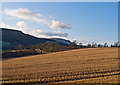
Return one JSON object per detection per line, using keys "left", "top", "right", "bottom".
{"left": 1, "top": 0, "right": 120, "bottom": 2}
{"left": 1, "top": 2, "right": 118, "bottom": 45}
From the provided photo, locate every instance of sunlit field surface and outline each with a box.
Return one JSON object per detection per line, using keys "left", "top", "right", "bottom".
{"left": 2, "top": 47, "right": 119, "bottom": 84}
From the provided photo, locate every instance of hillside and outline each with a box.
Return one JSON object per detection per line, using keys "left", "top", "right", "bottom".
{"left": 2, "top": 47, "right": 119, "bottom": 84}
{"left": 1, "top": 28, "right": 71, "bottom": 50}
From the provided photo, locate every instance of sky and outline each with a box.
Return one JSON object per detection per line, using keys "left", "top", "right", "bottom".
{"left": 1, "top": 2, "right": 118, "bottom": 45}
{"left": 1, "top": 0, "right": 120, "bottom": 2}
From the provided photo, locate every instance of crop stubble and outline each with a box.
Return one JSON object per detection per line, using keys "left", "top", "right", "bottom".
{"left": 2, "top": 47, "right": 120, "bottom": 84}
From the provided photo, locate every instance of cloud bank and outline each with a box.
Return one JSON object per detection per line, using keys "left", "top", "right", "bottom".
{"left": 4, "top": 8, "right": 50, "bottom": 24}
{"left": 32, "top": 30, "right": 68, "bottom": 38}
{"left": 4, "top": 8, "right": 72, "bottom": 29}
{"left": 3, "top": 8, "right": 71, "bottom": 38}
{"left": 1, "top": 22, "right": 68, "bottom": 38}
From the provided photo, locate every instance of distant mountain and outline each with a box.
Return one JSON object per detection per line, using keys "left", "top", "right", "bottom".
{"left": 1, "top": 28, "right": 72, "bottom": 50}
{"left": 50, "top": 38, "right": 72, "bottom": 45}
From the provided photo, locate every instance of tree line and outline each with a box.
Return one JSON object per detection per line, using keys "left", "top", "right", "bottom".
{"left": 3, "top": 41, "right": 120, "bottom": 59}
{"left": 14, "top": 41, "right": 120, "bottom": 53}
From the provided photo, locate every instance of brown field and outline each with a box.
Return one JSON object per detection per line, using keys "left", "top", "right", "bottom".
{"left": 2, "top": 47, "right": 120, "bottom": 84}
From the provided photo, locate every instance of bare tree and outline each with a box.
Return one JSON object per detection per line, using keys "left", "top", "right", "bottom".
{"left": 79, "top": 43, "right": 83, "bottom": 48}
{"left": 114, "top": 42, "right": 119, "bottom": 47}
{"left": 92, "top": 42, "right": 97, "bottom": 47}
{"left": 98, "top": 44, "right": 102, "bottom": 47}
{"left": 104, "top": 43, "right": 108, "bottom": 47}
{"left": 87, "top": 43, "right": 91, "bottom": 48}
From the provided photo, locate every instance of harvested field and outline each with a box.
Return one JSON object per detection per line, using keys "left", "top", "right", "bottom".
{"left": 2, "top": 47, "right": 120, "bottom": 84}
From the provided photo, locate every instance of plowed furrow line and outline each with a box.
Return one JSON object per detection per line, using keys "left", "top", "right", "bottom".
{"left": 2, "top": 70, "right": 120, "bottom": 84}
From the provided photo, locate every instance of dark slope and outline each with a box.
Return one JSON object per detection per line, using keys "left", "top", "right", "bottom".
{"left": 1, "top": 28, "right": 71, "bottom": 50}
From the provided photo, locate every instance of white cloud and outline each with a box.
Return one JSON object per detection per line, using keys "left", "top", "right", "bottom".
{"left": 15, "top": 21, "right": 68, "bottom": 38}
{"left": 17, "top": 21, "right": 28, "bottom": 28}
{"left": 50, "top": 20, "right": 72, "bottom": 29}
{"left": 16, "top": 21, "right": 30, "bottom": 33}
{"left": 4, "top": 8, "right": 50, "bottom": 24}
{"left": 1, "top": 21, "right": 68, "bottom": 38}
{"left": 4, "top": 8, "right": 72, "bottom": 30}
{"left": 0, "top": 23, "right": 18, "bottom": 30}
{"left": 3, "top": 8, "right": 71, "bottom": 38}
{"left": 31, "top": 30, "right": 68, "bottom": 38}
